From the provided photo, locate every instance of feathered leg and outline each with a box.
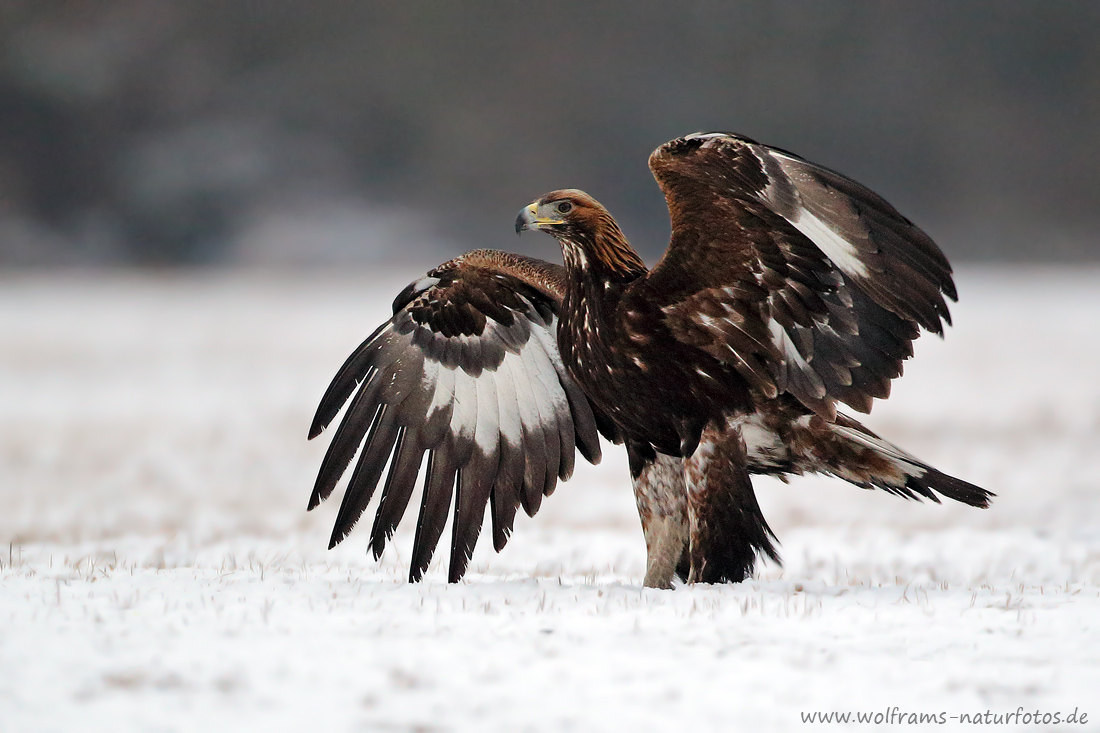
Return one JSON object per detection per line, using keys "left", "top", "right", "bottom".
{"left": 627, "top": 443, "right": 689, "bottom": 589}
{"left": 684, "top": 423, "right": 780, "bottom": 583}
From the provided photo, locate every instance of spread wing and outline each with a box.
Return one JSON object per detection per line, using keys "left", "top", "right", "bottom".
{"left": 642, "top": 132, "right": 957, "bottom": 419}
{"left": 307, "top": 250, "right": 605, "bottom": 582}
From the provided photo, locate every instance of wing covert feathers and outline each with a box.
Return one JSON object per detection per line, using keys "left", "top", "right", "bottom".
{"left": 308, "top": 250, "right": 605, "bottom": 582}
{"left": 647, "top": 132, "right": 958, "bottom": 420}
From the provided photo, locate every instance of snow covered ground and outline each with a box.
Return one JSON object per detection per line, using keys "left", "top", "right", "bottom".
{"left": 2, "top": 266, "right": 1098, "bottom": 731}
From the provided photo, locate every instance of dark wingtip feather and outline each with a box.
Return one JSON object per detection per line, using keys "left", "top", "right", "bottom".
{"left": 308, "top": 403, "right": 332, "bottom": 441}
{"left": 325, "top": 407, "right": 401, "bottom": 549}
{"left": 309, "top": 327, "right": 387, "bottom": 440}
{"left": 489, "top": 441, "right": 522, "bottom": 553}
{"left": 409, "top": 445, "right": 458, "bottom": 582}
{"left": 448, "top": 451, "right": 497, "bottom": 583}
{"left": 308, "top": 378, "right": 384, "bottom": 512}
{"left": 368, "top": 428, "right": 423, "bottom": 561}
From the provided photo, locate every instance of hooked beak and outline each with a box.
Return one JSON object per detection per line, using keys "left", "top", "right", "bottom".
{"left": 514, "top": 203, "right": 538, "bottom": 234}
{"left": 514, "top": 202, "right": 562, "bottom": 234}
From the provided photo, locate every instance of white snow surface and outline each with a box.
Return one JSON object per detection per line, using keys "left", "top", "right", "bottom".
{"left": 2, "top": 266, "right": 1098, "bottom": 732}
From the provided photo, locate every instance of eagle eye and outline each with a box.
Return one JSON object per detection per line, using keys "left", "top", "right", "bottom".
{"left": 556, "top": 201, "right": 573, "bottom": 214}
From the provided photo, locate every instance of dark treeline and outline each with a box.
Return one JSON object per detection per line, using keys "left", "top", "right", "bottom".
{"left": 1, "top": 1, "right": 1097, "bottom": 266}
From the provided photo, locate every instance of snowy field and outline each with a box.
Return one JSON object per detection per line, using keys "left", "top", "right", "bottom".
{"left": 2, "top": 266, "right": 1099, "bottom": 731}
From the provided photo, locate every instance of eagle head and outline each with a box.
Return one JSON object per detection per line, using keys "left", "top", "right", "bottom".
{"left": 515, "top": 190, "right": 646, "bottom": 277}
{"left": 514, "top": 189, "right": 602, "bottom": 236}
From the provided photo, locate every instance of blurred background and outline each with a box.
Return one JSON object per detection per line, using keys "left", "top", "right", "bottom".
{"left": 1, "top": 0, "right": 1097, "bottom": 268}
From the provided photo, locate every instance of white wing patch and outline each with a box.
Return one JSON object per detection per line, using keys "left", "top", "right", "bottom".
{"left": 450, "top": 309, "right": 565, "bottom": 456}
{"left": 409, "top": 276, "right": 441, "bottom": 296}
{"left": 782, "top": 206, "right": 870, "bottom": 279}
{"left": 472, "top": 361, "right": 500, "bottom": 455}
{"left": 424, "top": 357, "right": 454, "bottom": 428}
{"left": 449, "top": 367, "right": 478, "bottom": 446}
{"left": 491, "top": 346, "right": 524, "bottom": 451}
{"left": 705, "top": 134, "right": 873, "bottom": 280}
{"left": 764, "top": 147, "right": 872, "bottom": 279}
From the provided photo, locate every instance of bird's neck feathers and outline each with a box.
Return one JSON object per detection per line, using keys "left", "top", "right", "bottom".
{"left": 556, "top": 215, "right": 645, "bottom": 367}
{"left": 558, "top": 212, "right": 647, "bottom": 284}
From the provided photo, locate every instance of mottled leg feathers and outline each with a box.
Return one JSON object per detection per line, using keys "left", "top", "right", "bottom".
{"left": 684, "top": 424, "right": 779, "bottom": 584}
{"left": 630, "top": 430, "right": 779, "bottom": 588}
{"left": 629, "top": 445, "right": 689, "bottom": 589}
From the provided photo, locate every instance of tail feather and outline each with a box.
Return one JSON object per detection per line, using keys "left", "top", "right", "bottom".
{"left": 822, "top": 414, "right": 994, "bottom": 508}
{"left": 902, "top": 467, "right": 992, "bottom": 509}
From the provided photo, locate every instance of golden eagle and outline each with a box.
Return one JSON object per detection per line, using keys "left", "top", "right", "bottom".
{"left": 308, "top": 132, "right": 991, "bottom": 587}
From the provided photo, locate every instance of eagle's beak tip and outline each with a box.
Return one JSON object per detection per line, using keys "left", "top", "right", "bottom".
{"left": 515, "top": 204, "right": 536, "bottom": 235}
